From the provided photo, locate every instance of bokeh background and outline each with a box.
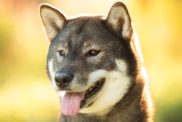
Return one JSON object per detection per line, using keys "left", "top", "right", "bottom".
{"left": 0, "top": 0, "right": 182, "bottom": 122}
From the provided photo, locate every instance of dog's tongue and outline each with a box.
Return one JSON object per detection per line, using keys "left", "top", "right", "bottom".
{"left": 62, "top": 92, "right": 84, "bottom": 116}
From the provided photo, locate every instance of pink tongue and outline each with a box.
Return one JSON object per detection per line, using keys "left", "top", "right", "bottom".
{"left": 62, "top": 92, "right": 85, "bottom": 116}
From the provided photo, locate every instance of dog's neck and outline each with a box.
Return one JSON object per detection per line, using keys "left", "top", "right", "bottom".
{"left": 102, "top": 76, "right": 151, "bottom": 122}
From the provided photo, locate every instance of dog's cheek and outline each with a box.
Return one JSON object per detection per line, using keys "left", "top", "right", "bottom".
{"left": 47, "top": 59, "right": 59, "bottom": 90}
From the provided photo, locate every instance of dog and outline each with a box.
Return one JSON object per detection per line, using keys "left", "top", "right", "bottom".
{"left": 40, "top": 1, "right": 153, "bottom": 122}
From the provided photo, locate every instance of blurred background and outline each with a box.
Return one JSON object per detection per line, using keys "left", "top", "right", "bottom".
{"left": 0, "top": 0, "right": 182, "bottom": 122}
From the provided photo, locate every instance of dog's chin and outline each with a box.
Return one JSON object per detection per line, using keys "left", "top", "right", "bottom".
{"left": 80, "top": 78, "right": 105, "bottom": 108}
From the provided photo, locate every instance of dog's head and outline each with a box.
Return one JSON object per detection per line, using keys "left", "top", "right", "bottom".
{"left": 40, "top": 2, "right": 138, "bottom": 116}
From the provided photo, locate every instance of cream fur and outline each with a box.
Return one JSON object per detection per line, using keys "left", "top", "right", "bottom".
{"left": 48, "top": 60, "right": 57, "bottom": 89}
{"left": 80, "top": 60, "right": 131, "bottom": 115}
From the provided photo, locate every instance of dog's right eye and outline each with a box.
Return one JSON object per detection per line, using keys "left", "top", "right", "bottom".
{"left": 58, "top": 50, "right": 65, "bottom": 56}
{"left": 86, "top": 49, "right": 100, "bottom": 57}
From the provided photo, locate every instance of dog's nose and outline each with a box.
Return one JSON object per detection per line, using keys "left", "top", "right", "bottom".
{"left": 54, "top": 72, "right": 73, "bottom": 88}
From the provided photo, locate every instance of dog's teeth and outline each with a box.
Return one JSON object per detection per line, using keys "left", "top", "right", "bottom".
{"left": 85, "top": 79, "right": 105, "bottom": 99}
{"left": 89, "top": 88, "right": 93, "bottom": 91}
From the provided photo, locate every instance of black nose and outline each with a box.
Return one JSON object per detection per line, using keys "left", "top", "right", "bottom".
{"left": 54, "top": 72, "right": 73, "bottom": 88}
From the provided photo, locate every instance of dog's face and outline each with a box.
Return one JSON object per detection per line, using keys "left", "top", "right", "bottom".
{"left": 40, "top": 2, "right": 137, "bottom": 116}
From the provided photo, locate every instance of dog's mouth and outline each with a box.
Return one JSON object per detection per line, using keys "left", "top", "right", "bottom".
{"left": 61, "top": 78, "right": 105, "bottom": 116}
{"left": 80, "top": 78, "right": 105, "bottom": 108}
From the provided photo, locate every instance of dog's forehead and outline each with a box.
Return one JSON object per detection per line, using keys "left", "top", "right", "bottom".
{"left": 55, "top": 17, "right": 110, "bottom": 46}
{"left": 67, "top": 17, "right": 103, "bottom": 33}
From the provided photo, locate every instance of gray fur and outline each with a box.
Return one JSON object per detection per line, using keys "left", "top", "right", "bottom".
{"left": 40, "top": 2, "right": 153, "bottom": 122}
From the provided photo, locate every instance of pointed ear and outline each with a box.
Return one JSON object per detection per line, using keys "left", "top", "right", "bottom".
{"left": 106, "top": 2, "right": 133, "bottom": 39}
{"left": 40, "top": 4, "right": 67, "bottom": 41}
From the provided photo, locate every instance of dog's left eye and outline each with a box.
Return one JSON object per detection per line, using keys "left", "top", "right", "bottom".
{"left": 86, "top": 49, "right": 100, "bottom": 57}
{"left": 58, "top": 50, "right": 65, "bottom": 56}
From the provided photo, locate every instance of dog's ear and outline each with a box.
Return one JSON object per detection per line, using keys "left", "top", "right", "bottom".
{"left": 106, "top": 2, "right": 133, "bottom": 40}
{"left": 40, "top": 4, "right": 67, "bottom": 41}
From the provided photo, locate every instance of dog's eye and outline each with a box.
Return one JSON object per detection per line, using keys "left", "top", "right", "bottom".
{"left": 58, "top": 50, "right": 65, "bottom": 56}
{"left": 86, "top": 49, "right": 100, "bottom": 57}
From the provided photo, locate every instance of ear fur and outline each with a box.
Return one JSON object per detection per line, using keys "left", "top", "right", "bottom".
{"left": 106, "top": 2, "right": 133, "bottom": 39}
{"left": 40, "top": 4, "right": 67, "bottom": 41}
